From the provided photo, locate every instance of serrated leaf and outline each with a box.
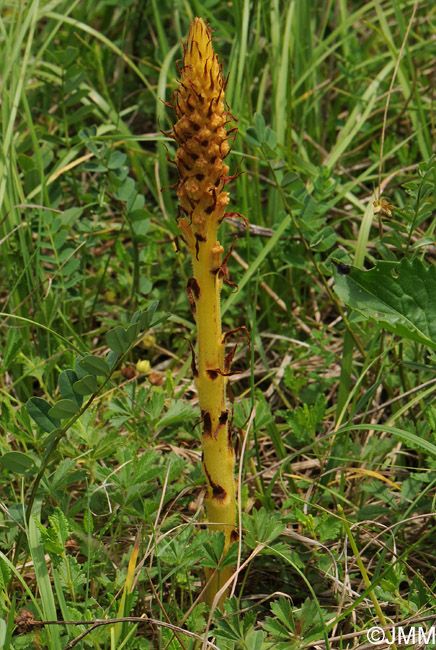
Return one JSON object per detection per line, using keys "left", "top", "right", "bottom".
{"left": 49, "top": 507, "right": 71, "bottom": 548}
{"left": 58, "top": 369, "right": 83, "bottom": 406}
{"left": 0, "top": 451, "right": 36, "bottom": 474}
{"left": 78, "top": 355, "right": 110, "bottom": 376}
{"left": 48, "top": 399, "right": 80, "bottom": 419}
{"left": 334, "top": 258, "right": 436, "bottom": 350}
{"left": 106, "top": 326, "right": 129, "bottom": 353}
{"left": 157, "top": 400, "right": 196, "bottom": 428}
{"left": 73, "top": 375, "right": 98, "bottom": 395}
{"left": 245, "top": 629, "right": 265, "bottom": 650}
{"left": 26, "top": 397, "right": 61, "bottom": 432}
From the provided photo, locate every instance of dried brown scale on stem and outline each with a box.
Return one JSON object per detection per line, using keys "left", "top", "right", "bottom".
{"left": 170, "top": 17, "right": 246, "bottom": 606}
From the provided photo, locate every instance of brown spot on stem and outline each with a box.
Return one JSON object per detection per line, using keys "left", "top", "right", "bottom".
{"left": 230, "top": 529, "right": 239, "bottom": 543}
{"left": 206, "top": 369, "right": 219, "bottom": 380}
{"left": 202, "top": 410, "right": 212, "bottom": 437}
{"left": 205, "top": 188, "right": 217, "bottom": 215}
{"left": 191, "top": 355, "right": 198, "bottom": 377}
{"left": 183, "top": 337, "right": 198, "bottom": 377}
{"left": 213, "top": 410, "right": 229, "bottom": 438}
{"left": 186, "top": 277, "right": 200, "bottom": 315}
{"left": 194, "top": 233, "right": 206, "bottom": 260}
{"left": 203, "top": 464, "right": 227, "bottom": 501}
{"left": 187, "top": 277, "right": 200, "bottom": 299}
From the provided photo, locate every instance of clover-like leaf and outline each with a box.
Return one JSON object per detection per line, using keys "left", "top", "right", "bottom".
{"left": 48, "top": 399, "right": 80, "bottom": 419}
{"left": 26, "top": 397, "right": 61, "bottom": 433}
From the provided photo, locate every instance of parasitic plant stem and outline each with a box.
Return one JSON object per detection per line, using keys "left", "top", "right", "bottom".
{"left": 171, "top": 17, "right": 239, "bottom": 605}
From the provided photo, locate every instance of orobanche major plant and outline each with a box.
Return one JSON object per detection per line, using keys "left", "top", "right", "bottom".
{"left": 168, "top": 17, "right": 246, "bottom": 605}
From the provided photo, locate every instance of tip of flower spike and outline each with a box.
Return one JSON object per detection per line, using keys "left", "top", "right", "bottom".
{"left": 185, "top": 17, "right": 215, "bottom": 71}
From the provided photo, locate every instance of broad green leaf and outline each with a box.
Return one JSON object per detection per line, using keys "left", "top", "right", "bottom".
{"left": 73, "top": 375, "right": 98, "bottom": 395}
{"left": 78, "top": 355, "right": 110, "bottom": 376}
{"left": 0, "top": 451, "right": 36, "bottom": 475}
{"left": 106, "top": 326, "right": 129, "bottom": 353}
{"left": 48, "top": 399, "right": 80, "bottom": 419}
{"left": 58, "top": 369, "right": 83, "bottom": 406}
{"left": 26, "top": 397, "right": 61, "bottom": 433}
{"left": 334, "top": 258, "right": 436, "bottom": 350}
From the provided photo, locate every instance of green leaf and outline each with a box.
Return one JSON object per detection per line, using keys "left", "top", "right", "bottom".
{"left": 157, "top": 400, "right": 196, "bottom": 428}
{"left": 106, "top": 350, "right": 119, "bottom": 370}
{"left": 115, "top": 176, "right": 136, "bottom": 201}
{"left": 48, "top": 399, "right": 80, "bottom": 419}
{"left": 107, "top": 150, "right": 127, "bottom": 169}
{"left": 27, "top": 397, "right": 61, "bottom": 433}
{"left": 41, "top": 428, "right": 62, "bottom": 448}
{"left": 253, "top": 112, "right": 266, "bottom": 140}
{"left": 133, "top": 302, "right": 159, "bottom": 330}
{"left": 106, "top": 326, "right": 129, "bottom": 353}
{"left": 310, "top": 225, "right": 337, "bottom": 251}
{"left": 126, "top": 322, "right": 139, "bottom": 344}
{"left": 334, "top": 258, "right": 436, "bottom": 350}
{"left": 245, "top": 629, "right": 265, "bottom": 650}
{"left": 243, "top": 509, "right": 285, "bottom": 548}
{"left": 74, "top": 356, "right": 89, "bottom": 380}
{"left": 202, "top": 532, "right": 225, "bottom": 568}
{"left": 73, "top": 375, "right": 99, "bottom": 395}
{"left": 245, "top": 126, "right": 260, "bottom": 147}
{"left": 58, "top": 369, "right": 83, "bottom": 407}
{"left": 78, "top": 355, "right": 110, "bottom": 376}
{"left": 0, "top": 451, "right": 36, "bottom": 475}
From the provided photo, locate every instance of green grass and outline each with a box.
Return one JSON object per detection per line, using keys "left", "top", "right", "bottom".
{"left": 1, "top": 0, "right": 436, "bottom": 648}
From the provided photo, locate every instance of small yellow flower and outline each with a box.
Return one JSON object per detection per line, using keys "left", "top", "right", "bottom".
{"left": 140, "top": 333, "right": 156, "bottom": 349}
{"left": 136, "top": 359, "right": 151, "bottom": 374}
{"left": 104, "top": 290, "right": 116, "bottom": 303}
